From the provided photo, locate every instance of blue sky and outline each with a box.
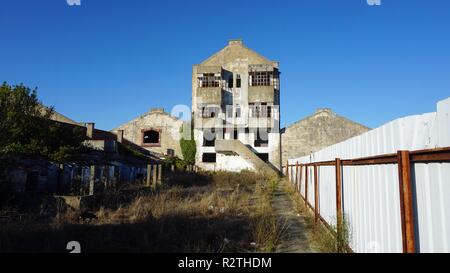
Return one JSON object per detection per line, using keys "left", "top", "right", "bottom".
{"left": 1, "top": 0, "right": 449, "bottom": 130}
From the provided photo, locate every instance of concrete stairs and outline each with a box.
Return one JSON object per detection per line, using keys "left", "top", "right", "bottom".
{"left": 215, "top": 139, "right": 279, "bottom": 177}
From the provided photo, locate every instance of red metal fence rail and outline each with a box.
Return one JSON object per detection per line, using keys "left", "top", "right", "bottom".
{"left": 282, "top": 146, "right": 450, "bottom": 253}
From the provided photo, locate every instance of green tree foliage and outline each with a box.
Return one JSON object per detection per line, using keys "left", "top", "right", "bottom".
{"left": 180, "top": 120, "right": 196, "bottom": 165}
{"left": 0, "top": 82, "right": 86, "bottom": 162}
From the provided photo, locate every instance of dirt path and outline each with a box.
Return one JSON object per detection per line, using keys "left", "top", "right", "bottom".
{"left": 271, "top": 182, "right": 316, "bottom": 253}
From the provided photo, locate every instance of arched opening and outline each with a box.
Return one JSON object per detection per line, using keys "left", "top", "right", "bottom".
{"left": 142, "top": 129, "right": 161, "bottom": 146}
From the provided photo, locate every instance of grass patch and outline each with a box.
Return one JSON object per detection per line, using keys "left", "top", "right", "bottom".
{"left": 0, "top": 171, "right": 282, "bottom": 253}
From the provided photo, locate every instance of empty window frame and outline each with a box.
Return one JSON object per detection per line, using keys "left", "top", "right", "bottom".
{"left": 142, "top": 129, "right": 161, "bottom": 146}
{"left": 249, "top": 103, "right": 272, "bottom": 118}
{"left": 235, "top": 104, "right": 241, "bottom": 118}
{"left": 254, "top": 129, "right": 269, "bottom": 147}
{"left": 236, "top": 74, "right": 241, "bottom": 88}
{"left": 249, "top": 71, "right": 272, "bottom": 86}
{"left": 200, "top": 106, "right": 219, "bottom": 118}
{"left": 202, "top": 153, "right": 217, "bottom": 163}
{"left": 198, "top": 73, "right": 221, "bottom": 88}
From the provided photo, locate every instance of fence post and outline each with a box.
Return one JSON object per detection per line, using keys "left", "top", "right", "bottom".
{"left": 295, "top": 162, "right": 299, "bottom": 188}
{"left": 305, "top": 165, "right": 309, "bottom": 207}
{"left": 335, "top": 158, "right": 343, "bottom": 250}
{"left": 397, "top": 151, "right": 416, "bottom": 253}
{"left": 286, "top": 160, "right": 289, "bottom": 178}
{"left": 152, "top": 164, "right": 157, "bottom": 189}
{"left": 89, "top": 165, "right": 95, "bottom": 196}
{"left": 146, "top": 164, "right": 151, "bottom": 187}
{"left": 298, "top": 164, "right": 303, "bottom": 193}
{"left": 314, "top": 164, "right": 319, "bottom": 224}
{"left": 157, "top": 164, "right": 162, "bottom": 185}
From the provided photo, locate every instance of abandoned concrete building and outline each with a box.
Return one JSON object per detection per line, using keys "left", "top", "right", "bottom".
{"left": 111, "top": 108, "right": 184, "bottom": 159}
{"left": 281, "top": 108, "right": 370, "bottom": 163}
{"left": 192, "top": 39, "right": 281, "bottom": 174}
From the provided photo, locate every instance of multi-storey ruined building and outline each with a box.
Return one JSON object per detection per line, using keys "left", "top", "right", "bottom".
{"left": 192, "top": 40, "right": 281, "bottom": 174}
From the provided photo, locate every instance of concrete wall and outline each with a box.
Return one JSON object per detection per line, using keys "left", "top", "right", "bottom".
{"left": 281, "top": 108, "right": 370, "bottom": 163}
{"left": 112, "top": 108, "right": 184, "bottom": 158}
{"left": 193, "top": 40, "right": 282, "bottom": 171}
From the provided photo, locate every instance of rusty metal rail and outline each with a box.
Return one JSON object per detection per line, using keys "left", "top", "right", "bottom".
{"left": 282, "top": 146, "right": 450, "bottom": 253}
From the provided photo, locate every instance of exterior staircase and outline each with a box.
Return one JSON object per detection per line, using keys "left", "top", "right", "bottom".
{"left": 215, "top": 139, "right": 279, "bottom": 177}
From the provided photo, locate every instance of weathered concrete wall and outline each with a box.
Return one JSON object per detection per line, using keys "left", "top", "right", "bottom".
{"left": 112, "top": 108, "right": 184, "bottom": 158}
{"left": 193, "top": 39, "right": 282, "bottom": 171}
{"left": 281, "top": 108, "right": 370, "bottom": 163}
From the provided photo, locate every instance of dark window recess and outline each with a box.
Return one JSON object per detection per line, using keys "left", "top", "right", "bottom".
{"left": 143, "top": 130, "right": 160, "bottom": 144}
{"left": 202, "top": 153, "right": 217, "bottom": 163}
{"left": 167, "top": 149, "right": 175, "bottom": 157}
{"left": 235, "top": 105, "right": 241, "bottom": 118}
{"left": 257, "top": 153, "right": 269, "bottom": 162}
{"left": 233, "top": 129, "right": 238, "bottom": 140}
{"left": 255, "top": 129, "right": 269, "bottom": 147}
{"left": 198, "top": 73, "right": 220, "bottom": 87}
{"left": 25, "top": 171, "right": 39, "bottom": 193}
{"left": 228, "top": 75, "right": 233, "bottom": 88}
{"left": 249, "top": 71, "right": 272, "bottom": 86}
{"left": 236, "top": 75, "right": 241, "bottom": 88}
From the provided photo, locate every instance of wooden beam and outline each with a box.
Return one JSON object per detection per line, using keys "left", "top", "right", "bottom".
{"left": 295, "top": 162, "right": 299, "bottom": 188}
{"left": 397, "top": 151, "right": 416, "bottom": 253}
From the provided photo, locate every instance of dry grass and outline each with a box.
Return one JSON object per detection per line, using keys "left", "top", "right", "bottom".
{"left": 0, "top": 171, "right": 282, "bottom": 253}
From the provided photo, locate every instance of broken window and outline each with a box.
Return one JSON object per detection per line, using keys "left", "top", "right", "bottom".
{"left": 202, "top": 153, "right": 217, "bottom": 163}
{"left": 254, "top": 129, "right": 269, "bottom": 147}
{"left": 249, "top": 103, "right": 272, "bottom": 118}
{"left": 143, "top": 129, "right": 160, "bottom": 146}
{"left": 198, "top": 73, "right": 221, "bottom": 88}
{"left": 201, "top": 106, "right": 219, "bottom": 118}
{"left": 236, "top": 74, "right": 241, "bottom": 88}
{"left": 249, "top": 71, "right": 272, "bottom": 86}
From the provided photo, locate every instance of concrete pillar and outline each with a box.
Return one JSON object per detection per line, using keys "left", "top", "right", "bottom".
{"left": 146, "top": 164, "right": 151, "bottom": 187}
{"left": 89, "top": 165, "right": 95, "bottom": 196}
{"left": 152, "top": 164, "right": 157, "bottom": 189}
{"left": 157, "top": 164, "right": 162, "bottom": 185}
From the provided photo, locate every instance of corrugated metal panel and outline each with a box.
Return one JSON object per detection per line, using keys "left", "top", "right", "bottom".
{"left": 288, "top": 97, "right": 450, "bottom": 253}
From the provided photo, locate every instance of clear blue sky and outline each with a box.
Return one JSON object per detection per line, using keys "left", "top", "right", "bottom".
{"left": 1, "top": 0, "right": 449, "bottom": 130}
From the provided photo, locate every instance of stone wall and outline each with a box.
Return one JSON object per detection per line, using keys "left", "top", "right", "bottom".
{"left": 281, "top": 108, "right": 370, "bottom": 163}
{"left": 112, "top": 108, "right": 184, "bottom": 159}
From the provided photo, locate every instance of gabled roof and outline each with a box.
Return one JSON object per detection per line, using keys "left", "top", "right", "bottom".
{"left": 199, "top": 39, "right": 278, "bottom": 67}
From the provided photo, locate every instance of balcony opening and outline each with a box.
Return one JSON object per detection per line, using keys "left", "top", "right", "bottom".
{"left": 249, "top": 103, "right": 272, "bottom": 118}
{"left": 201, "top": 106, "right": 219, "bottom": 118}
{"left": 198, "top": 73, "right": 221, "bottom": 88}
{"left": 202, "top": 153, "right": 217, "bottom": 163}
{"left": 142, "top": 129, "right": 161, "bottom": 146}
{"left": 254, "top": 129, "right": 269, "bottom": 147}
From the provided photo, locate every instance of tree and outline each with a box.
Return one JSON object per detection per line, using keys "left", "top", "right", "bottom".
{"left": 180, "top": 119, "right": 196, "bottom": 165}
{"left": 0, "top": 82, "right": 85, "bottom": 162}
